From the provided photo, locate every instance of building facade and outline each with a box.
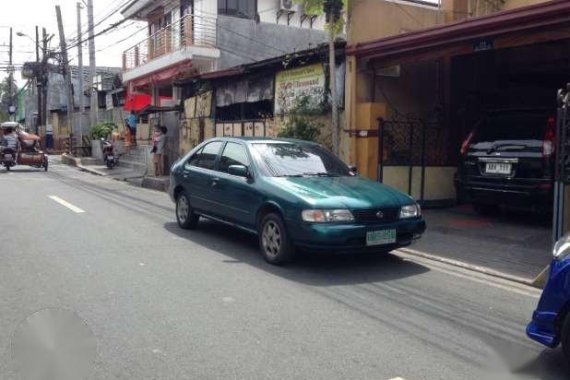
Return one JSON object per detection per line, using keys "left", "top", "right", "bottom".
{"left": 344, "top": 0, "right": 568, "bottom": 205}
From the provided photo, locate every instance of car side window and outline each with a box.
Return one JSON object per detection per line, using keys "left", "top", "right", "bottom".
{"left": 187, "top": 141, "right": 223, "bottom": 170}
{"left": 186, "top": 147, "right": 204, "bottom": 167}
{"left": 218, "top": 142, "right": 249, "bottom": 173}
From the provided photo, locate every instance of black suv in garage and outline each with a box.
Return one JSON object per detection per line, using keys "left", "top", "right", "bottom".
{"left": 455, "top": 109, "right": 556, "bottom": 214}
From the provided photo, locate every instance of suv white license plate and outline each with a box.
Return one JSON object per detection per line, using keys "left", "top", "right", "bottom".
{"left": 366, "top": 229, "right": 396, "bottom": 246}
{"left": 485, "top": 162, "right": 511, "bottom": 175}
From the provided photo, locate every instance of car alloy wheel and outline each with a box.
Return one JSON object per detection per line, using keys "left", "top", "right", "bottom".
{"left": 262, "top": 221, "right": 281, "bottom": 258}
{"left": 176, "top": 192, "right": 199, "bottom": 230}
{"left": 259, "top": 213, "right": 294, "bottom": 265}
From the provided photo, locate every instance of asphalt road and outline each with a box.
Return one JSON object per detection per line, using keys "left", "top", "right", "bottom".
{"left": 0, "top": 158, "right": 567, "bottom": 380}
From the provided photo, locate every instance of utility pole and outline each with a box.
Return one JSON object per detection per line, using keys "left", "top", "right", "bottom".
{"left": 56, "top": 5, "right": 75, "bottom": 153}
{"left": 87, "top": 0, "right": 98, "bottom": 127}
{"left": 323, "top": 0, "right": 342, "bottom": 155}
{"left": 8, "top": 27, "right": 14, "bottom": 121}
{"left": 42, "top": 28, "right": 49, "bottom": 130}
{"left": 35, "top": 25, "right": 41, "bottom": 131}
{"left": 77, "top": 2, "right": 85, "bottom": 144}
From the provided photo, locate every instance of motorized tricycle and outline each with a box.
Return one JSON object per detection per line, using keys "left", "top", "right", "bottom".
{"left": 0, "top": 122, "right": 48, "bottom": 172}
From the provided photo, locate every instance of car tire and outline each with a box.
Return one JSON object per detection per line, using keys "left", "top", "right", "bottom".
{"left": 176, "top": 191, "right": 199, "bottom": 230}
{"left": 259, "top": 213, "right": 295, "bottom": 265}
{"left": 562, "top": 314, "right": 570, "bottom": 362}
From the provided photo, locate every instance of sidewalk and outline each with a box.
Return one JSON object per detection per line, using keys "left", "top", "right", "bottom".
{"left": 409, "top": 205, "right": 552, "bottom": 285}
{"left": 61, "top": 153, "right": 169, "bottom": 190}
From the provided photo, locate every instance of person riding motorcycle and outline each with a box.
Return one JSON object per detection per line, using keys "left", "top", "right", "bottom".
{"left": 1, "top": 127, "right": 20, "bottom": 163}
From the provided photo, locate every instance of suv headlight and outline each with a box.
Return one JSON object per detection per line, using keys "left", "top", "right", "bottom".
{"left": 400, "top": 203, "right": 421, "bottom": 219}
{"left": 302, "top": 209, "right": 354, "bottom": 223}
{"left": 553, "top": 234, "right": 570, "bottom": 260}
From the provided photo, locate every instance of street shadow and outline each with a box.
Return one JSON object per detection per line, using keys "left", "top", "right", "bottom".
{"left": 163, "top": 219, "right": 430, "bottom": 287}
{"left": 511, "top": 348, "right": 569, "bottom": 380}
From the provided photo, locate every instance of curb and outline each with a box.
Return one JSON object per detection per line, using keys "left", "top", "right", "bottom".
{"left": 397, "top": 247, "right": 542, "bottom": 288}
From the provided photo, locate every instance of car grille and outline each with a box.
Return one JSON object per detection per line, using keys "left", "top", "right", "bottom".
{"left": 352, "top": 208, "right": 400, "bottom": 224}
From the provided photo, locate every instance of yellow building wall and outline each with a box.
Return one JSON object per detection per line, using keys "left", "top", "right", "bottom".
{"left": 349, "top": 0, "right": 440, "bottom": 45}
{"left": 382, "top": 166, "right": 456, "bottom": 202}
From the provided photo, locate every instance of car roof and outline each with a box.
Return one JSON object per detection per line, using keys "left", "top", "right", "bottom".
{"left": 214, "top": 136, "right": 319, "bottom": 145}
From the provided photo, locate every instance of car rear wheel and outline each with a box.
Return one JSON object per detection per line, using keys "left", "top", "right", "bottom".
{"left": 176, "top": 192, "right": 199, "bottom": 230}
{"left": 562, "top": 314, "right": 570, "bottom": 361}
{"left": 259, "top": 213, "right": 294, "bottom": 265}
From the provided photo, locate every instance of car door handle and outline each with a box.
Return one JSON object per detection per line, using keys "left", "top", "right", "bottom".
{"left": 211, "top": 177, "right": 220, "bottom": 187}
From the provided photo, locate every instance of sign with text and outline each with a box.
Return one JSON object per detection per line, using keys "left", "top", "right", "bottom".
{"left": 274, "top": 63, "right": 325, "bottom": 115}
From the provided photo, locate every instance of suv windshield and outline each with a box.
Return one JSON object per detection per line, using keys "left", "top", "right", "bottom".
{"left": 472, "top": 113, "right": 546, "bottom": 144}
{"left": 251, "top": 142, "right": 351, "bottom": 177}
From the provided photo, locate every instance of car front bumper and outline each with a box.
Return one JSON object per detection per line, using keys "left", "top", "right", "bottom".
{"left": 288, "top": 218, "right": 426, "bottom": 253}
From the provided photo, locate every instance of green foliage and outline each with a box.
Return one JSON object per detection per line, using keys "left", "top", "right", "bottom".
{"left": 294, "top": 0, "right": 347, "bottom": 33}
{"left": 91, "top": 122, "right": 117, "bottom": 139}
{"left": 278, "top": 96, "right": 323, "bottom": 142}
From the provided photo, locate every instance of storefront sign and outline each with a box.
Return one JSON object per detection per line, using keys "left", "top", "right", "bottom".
{"left": 274, "top": 63, "right": 325, "bottom": 114}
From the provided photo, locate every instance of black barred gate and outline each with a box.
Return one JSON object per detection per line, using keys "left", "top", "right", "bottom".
{"left": 378, "top": 115, "right": 450, "bottom": 204}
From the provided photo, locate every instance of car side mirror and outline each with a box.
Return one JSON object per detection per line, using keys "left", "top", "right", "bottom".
{"left": 228, "top": 164, "right": 249, "bottom": 178}
{"left": 349, "top": 165, "right": 357, "bottom": 173}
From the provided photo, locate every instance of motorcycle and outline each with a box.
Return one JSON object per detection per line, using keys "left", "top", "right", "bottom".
{"left": 101, "top": 138, "right": 119, "bottom": 169}
{"left": 0, "top": 148, "right": 16, "bottom": 171}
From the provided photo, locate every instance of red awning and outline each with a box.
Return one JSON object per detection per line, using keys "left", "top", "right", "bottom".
{"left": 123, "top": 92, "right": 151, "bottom": 112}
{"left": 123, "top": 92, "right": 174, "bottom": 112}
{"left": 129, "top": 61, "right": 194, "bottom": 88}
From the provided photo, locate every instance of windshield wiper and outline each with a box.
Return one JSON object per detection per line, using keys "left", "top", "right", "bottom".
{"left": 302, "top": 172, "right": 340, "bottom": 177}
{"left": 487, "top": 142, "right": 528, "bottom": 154}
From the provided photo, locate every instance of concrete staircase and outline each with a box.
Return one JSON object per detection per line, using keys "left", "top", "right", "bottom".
{"left": 119, "top": 144, "right": 150, "bottom": 174}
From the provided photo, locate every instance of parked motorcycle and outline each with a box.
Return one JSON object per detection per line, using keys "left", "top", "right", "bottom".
{"left": 101, "top": 138, "right": 119, "bottom": 169}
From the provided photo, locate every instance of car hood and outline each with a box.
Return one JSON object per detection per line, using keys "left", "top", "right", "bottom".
{"left": 269, "top": 176, "right": 413, "bottom": 209}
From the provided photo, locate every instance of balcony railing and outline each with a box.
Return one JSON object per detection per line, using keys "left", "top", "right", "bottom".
{"left": 122, "top": 14, "right": 217, "bottom": 71}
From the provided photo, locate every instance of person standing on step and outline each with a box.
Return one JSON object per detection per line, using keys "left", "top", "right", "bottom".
{"left": 151, "top": 126, "right": 166, "bottom": 177}
{"left": 126, "top": 110, "right": 138, "bottom": 146}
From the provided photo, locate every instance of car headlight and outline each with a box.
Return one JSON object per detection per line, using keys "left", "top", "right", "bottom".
{"left": 302, "top": 209, "right": 354, "bottom": 223}
{"left": 400, "top": 203, "right": 421, "bottom": 219}
{"left": 553, "top": 234, "right": 570, "bottom": 260}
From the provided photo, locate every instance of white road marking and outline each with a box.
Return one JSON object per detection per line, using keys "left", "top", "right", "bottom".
{"left": 48, "top": 195, "right": 86, "bottom": 214}
{"left": 388, "top": 377, "right": 406, "bottom": 380}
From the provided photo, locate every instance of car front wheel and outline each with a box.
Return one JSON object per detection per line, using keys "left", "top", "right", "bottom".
{"left": 259, "top": 213, "right": 294, "bottom": 265}
{"left": 176, "top": 192, "right": 199, "bottom": 229}
{"left": 562, "top": 314, "right": 570, "bottom": 361}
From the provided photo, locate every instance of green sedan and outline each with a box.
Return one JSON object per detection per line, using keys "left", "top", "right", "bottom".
{"left": 168, "top": 137, "right": 426, "bottom": 265}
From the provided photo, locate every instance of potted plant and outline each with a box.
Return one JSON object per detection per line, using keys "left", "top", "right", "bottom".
{"left": 90, "top": 122, "right": 117, "bottom": 161}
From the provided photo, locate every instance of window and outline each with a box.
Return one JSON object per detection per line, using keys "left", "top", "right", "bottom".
{"left": 187, "top": 141, "right": 223, "bottom": 170}
{"left": 219, "top": 142, "right": 249, "bottom": 173}
{"left": 218, "top": 0, "right": 256, "bottom": 18}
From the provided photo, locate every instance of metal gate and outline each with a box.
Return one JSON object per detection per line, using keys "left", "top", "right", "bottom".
{"left": 378, "top": 114, "right": 449, "bottom": 204}
{"left": 553, "top": 84, "right": 570, "bottom": 242}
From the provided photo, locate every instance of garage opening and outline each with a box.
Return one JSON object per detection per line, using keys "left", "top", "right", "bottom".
{"left": 371, "top": 35, "right": 570, "bottom": 280}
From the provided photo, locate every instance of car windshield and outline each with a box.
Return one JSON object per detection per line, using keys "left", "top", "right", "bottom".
{"left": 251, "top": 142, "right": 351, "bottom": 177}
